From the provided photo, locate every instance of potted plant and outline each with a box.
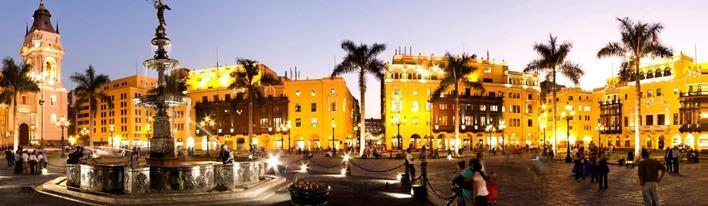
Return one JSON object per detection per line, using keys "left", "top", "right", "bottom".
{"left": 288, "top": 179, "right": 331, "bottom": 206}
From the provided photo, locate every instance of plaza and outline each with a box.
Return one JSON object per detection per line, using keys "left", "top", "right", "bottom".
{"left": 0, "top": 0, "right": 707, "bottom": 205}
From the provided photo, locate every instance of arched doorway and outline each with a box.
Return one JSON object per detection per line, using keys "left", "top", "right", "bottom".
{"left": 624, "top": 136, "right": 630, "bottom": 148}
{"left": 614, "top": 136, "right": 620, "bottom": 147}
{"left": 658, "top": 136, "right": 665, "bottom": 149}
{"left": 19, "top": 123, "right": 29, "bottom": 146}
{"left": 685, "top": 134, "right": 695, "bottom": 149}
{"left": 646, "top": 136, "right": 653, "bottom": 149}
{"left": 410, "top": 134, "right": 421, "bottom": 149}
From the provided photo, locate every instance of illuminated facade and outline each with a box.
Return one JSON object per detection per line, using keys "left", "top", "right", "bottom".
{"left": 592, "top": 54, "right": 707, "bottom": 151}
{"left": 541, "top": 87, "right": 599, "bottom": 151}
{"left": 180, "top": 64, "right": 357, "bottom": 151}
{"left": 384, "top": 54, "right": 541, "bottom": 150}
{"left": 3, "top": 1, "right": 69, "bottom": 148}
{"left": 75, "top": 75, "right": 157, "bottom": 147}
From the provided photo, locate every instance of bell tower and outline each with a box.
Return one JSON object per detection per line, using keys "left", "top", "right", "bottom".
{"left": 15, "top": 0, "right": 68, "bottom": 147}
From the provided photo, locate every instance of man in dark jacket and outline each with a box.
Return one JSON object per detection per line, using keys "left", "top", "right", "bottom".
{"left": 598, "top": 156, "right": 609, "bottom": 189}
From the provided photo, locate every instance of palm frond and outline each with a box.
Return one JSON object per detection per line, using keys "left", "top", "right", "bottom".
{"left": 558, "top": 61, "right": 584, "bottom": 85}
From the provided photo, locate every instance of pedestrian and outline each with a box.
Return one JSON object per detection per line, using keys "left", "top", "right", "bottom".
{"left": 671, "top": 147, "right": 680, "bottom": 173}
{"left": 405, "top": 148, "right": 416, "bottom": 182}
{"left": 37, "top": 152, "right": 45, "bottom": 172}
{"left": 29, "top": 151, "right": 37, "bottom": 175}
{"left": 486, "top": 172, "right": 498, "bottom": 205}
{"left": 573, "top": 154, "right": 583, "bottom": 181}
{"left": 14, "top": 150, "right": 22, "bottom": 174}
{"left": 452, "top": 160, "right": 470, "bottom": 206}
{"left": 664, "top": 147, "right": 672, "bottom": 173}
{"left": 21, "top": 151, "right": 29, "bottom": 175}
{"left": 476, "top": 152, "right": 486, "bottom": 172}
{"left": 462, "top": 159, "right": 475, "bottom": 205}
{"left": 590, "top": 155, "right": 598, "bottom": 183}
{"left": 598, "top": 156, "right": 609, "bottom": 189}
{"left": 582, "top": 156, "right": 590, "bottom": 180}
{"left": 5, "top": 149, "right": 13, "bottom": 167}
{"left": 638, "top": 149, "right": 666, "bottom": 206}
{"left": 471, "top": 159, "right": 489, "bottom": 206}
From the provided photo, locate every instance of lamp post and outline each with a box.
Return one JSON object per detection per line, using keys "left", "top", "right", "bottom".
{"left": 286, "top": 121, "right": 291, "bottom": 152}
{"left": 498, "top": 120, "right": 506, "bottom": 149}
{"left": 433, "top": 124, "right": 439, "bottom": 149}
{"left": 595, "top": 123, "right": 604, "bottom": 153}
{"left": 331, "top": 119, "right": 336, "bottom": 155}
{"left": 540, "top": 114, "right": 547, "bottom": 150}
{"left": 55, "top": 117, "right": 70, "bottom": 158}
{"left": 109, "top": 124, "right": 115, "bottom": 148}
{"left": 485, "top": 124, "right": 495, "bottom": 150}
{"left": 391, "top": 114, "right": 406, "bottom": 151}
{"left": 200, "top": 116, "right": 215, "bottom": 157}
{"left": 561, "top": 108, "right": 575, "bottom": 163}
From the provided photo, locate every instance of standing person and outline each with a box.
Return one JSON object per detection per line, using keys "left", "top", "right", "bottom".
{"left": 638, "top": 149, "right": 666, "bottom": 206}
{"left": 452, "top": 160, "right": 470, "bottom": 206}
{"left": 405, "top": 148, "right": 416, "bottom": 182}
{"left": 461, "top": 159, "right": 475, "bottom": 205}
{"left": 664, "top": 147, "right": 672, "bottom": 173}
{"left": 37, "top": 152, "right": 45, "bottom": 172}
{"left": 5, "top": 149, "right": 13, "bottom": 167}
{"left": 471, "top": 159, "right": 489, "bottom": 206}
{"left": 589, "top": 155, "right": 598, "bottom": 183}
{"left": 14, "top": 150, "right": 22, "bottom": 174}
{"left": 476, "top": 152, "right": 486, "bottom": 172}
{"left": 21, "top": 151, "right": 29, "bottom": 175}
{"left": 671, "top": 147, "right": 680, "bottom": 174}
{"left": 486, "top": 172, "right": 498, "bottom": 205}
{"left": 598, "top": 156, "right": 609, "bottom": 189}
{"left": 573, "top": 154, "right": 583, "bottom": 181}
{"left": 28, "top": 152, "right": 37, "bottom": 175}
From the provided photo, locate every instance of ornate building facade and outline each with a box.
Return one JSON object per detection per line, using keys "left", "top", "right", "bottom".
{"left": 3, "top": 2, "right": 69, "bottom": 148}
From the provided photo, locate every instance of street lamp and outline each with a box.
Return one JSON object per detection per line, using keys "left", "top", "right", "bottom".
{"left": 561, "top": 108, "right": 575, "bottom": 163}
{"left": 392, "top": 114, "right": 406, "bottom": 151}
{"left": 80, "top": 127, "right": 89, "bottom": 145}
{"left": 540, "top": 113, "right": 547, "bottom": 150}
{"left": 485, "top": 124, "right": 496, "bottom": 150}
{"left": 286, "top": 121, "right": 292, "bottom": 151}
{"left": 498, "top": 120, "right": 506, "bottom": 149}
{"left": 595, "top": 123, "right": 604, "bottom": 153}
{"left": 55, "top": 117, "right": 70, "bottom": 158}
{"left": 109, "top": 124, "right": 115, "bottom": 148}
{"left": 200, "top": 116, "right": 215, "bottom": 157}
{"left": 331, "top": 118, "right": 336, "bottom": 155}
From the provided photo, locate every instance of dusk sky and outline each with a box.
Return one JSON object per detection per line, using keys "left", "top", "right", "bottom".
{"left": 2, "top": 0, "right": 707, "bottom": 118}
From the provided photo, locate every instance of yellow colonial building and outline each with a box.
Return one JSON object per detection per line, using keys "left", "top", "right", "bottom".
{"left": 75, "top": 75, "right": 157, "bottom": 147}
{"left": 384, "top": 53, "right": 541, "bottom": 151}
{"left": 541, "top": 87, "right": 599, "bottom": 152}
{"left": 178, "top": 64, "right": 357, "bottom": 152}
{"left": 592, "top": 54, "right": 707, "bottom": 151}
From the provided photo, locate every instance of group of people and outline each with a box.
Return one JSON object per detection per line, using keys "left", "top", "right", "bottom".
{"left": 571, "top": 153, "right": 610, "bottom": 189}
{"left": 451, "top": 153, "right": 498, "bottom": 206}
{"left": 5, "top": 147, "right": 48, "bottom": 175}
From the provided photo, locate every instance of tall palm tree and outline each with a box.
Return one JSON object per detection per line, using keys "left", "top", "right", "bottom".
{"left": 229, "top": 58, "right": 281, "bottom": 147}
{"left": 0, "top": 58, "right": 40, "bottom": 151}
{"left": 597, "top": 17, "right": 672, "bottom": 158}
{"left": 430, "top": 53, "right": 483, "bottom": 156}
{"left": 70, "top": 65, "right": 111, "bottom": 147}
{"left": 331, "top": 40, "right": 386, "bottom": 155}
{"left": 525, "top": 34, "right": 584, "bottom": 157}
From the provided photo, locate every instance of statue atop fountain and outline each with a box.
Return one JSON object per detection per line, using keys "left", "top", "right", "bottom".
{"left": 136, "top": 0, "right": 184, "bottom": 160}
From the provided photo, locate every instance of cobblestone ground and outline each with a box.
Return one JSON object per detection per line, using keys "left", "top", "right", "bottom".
{"left": 0, "top": 152, "right": 705, "bottom": 206}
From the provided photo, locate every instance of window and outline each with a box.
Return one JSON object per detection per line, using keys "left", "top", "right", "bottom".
{"left": 391, "top": 101, "right": 402, "bottom": 112}
{"left": 393, "top": 88, "right": 401, "bottom": 96}
{"left": 527, "top": 94, "right": 533, "bottom": 100}
{"left": 426, "top": 101, "right": 432, "bottom": 112}
{"left": 311, "top": 90, "right": 317, "bottom": 96}
{"left": 310, "top": 118, "right": 318, "bottom": 127}
{"left": 330, "top": 102, "right": 336, "bottom": 112}
{"left": 656, "top": 88, "right": 662, "bottom": 96}
{"left": 527, "top": 119, "right": 533, "bottom": 127}
{"left": 569, "top": 96, "right": 573, "bottom": 101}
{"left": 295, "top": 104, "right": 301, "bottom": 112}
{"left": 624, "top": 116, "right": 628, "bottom": 127}
{"left": 439, "top": 116, "right": 448, "bottom": 126}
{"left": 484, "top": 67, "right": 492, "bottom": 73}
{"left": 330, "top": 88, "right": 336, "bottom": 95}
{"left": 21, "top": 96, "right": 26, "bottom": 104}
{"left": 673, "top": 113, "right": 678, "bottom": 125}
{"left": 439, "top": 103, "right": 448, "bottom": 111}
{"left": 646, "top": 90, "right": 653, "bottom": 97}
{"left": 411, "top": 101, "right": 419, "bottom": 112}
{"left": 311, "top": 103, "right": 317, "bottom": 112}
{"left": 50, "top": 95, "right": 57, "bottom": 105}
{"left": 483, "top": 78, "right": 493, "bottom": 83}
{"left": 295, "top": 118, "right": 302, "bottom": 127}
{"left": 657, "top": 114, "right": 665, "bottom": 125}
{"left": 295, "top": 90, "right": 301, "bottom": 96}
{"left": 202, "top": 96, "right": 208, "bottom": 103}
{"left": 645, "top": 115, "right": 653, "bottom": 126}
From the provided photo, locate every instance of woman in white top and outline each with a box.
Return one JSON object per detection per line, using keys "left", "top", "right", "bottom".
{"left": 471, "top": 159, "right": 489, "bottom": 206}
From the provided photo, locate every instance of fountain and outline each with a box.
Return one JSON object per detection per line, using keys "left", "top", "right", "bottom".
{"left": 36, "top": 1, "right": 284, "bottom": 204}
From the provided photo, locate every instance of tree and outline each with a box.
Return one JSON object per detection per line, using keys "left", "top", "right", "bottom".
{"left": 525, "top": 34, "right": 584, "bottom": 156}
{"left": 331, "top": 40, "right": 386, "bottom": 155}
{"left": 228, "top": 58, "right": 281, "bottom": 147}
{"left": 0, "top": 58, "right": 40, "bottom": 151}
{"left": 430, "top": 53, "right": 483, "bottom": 155}
{"left": 597, "top": 17, "right": 672, "bottom": 158}
{"left": 70, "top": 65, "right": 111, "bottom": 147}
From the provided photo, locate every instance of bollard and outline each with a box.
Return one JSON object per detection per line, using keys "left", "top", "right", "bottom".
{"left": 412, "top": 161, "right": 428, "bottom": 201}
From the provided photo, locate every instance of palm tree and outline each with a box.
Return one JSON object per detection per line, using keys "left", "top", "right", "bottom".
{"left": 70, "top": 65, "right": 111, "bottom": 147}
{"left": 597, "top": 17, "right": 672, "bottom": 158}
{"left": 525, "top": 34, "right": 584, "bottom": 158}
{"left": 0, "top": 58, "right": 40, "bottom": 151}
{"left": 331, "top": 40, "right": 386, "bottom": 155}
{"left": 430, "top": 53, "right": 483, "bottom": 156}
{"left": 228, "top": 58, "right": 281, "bottom": 147}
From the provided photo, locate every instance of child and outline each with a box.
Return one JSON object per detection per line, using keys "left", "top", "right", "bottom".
{"left": 487, "top": 172, "right": 498, "bottom": 205}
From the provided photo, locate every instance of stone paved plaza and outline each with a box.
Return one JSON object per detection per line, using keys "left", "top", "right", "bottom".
{"left": 0, "top": 152, "right": 706, "bottom": 205}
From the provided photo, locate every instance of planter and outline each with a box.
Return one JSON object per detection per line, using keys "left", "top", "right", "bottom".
{"left": 288, "top": 184, "right": 331, "bottom": 206}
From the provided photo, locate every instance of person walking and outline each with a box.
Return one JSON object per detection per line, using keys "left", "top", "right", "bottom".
{"left": 5, "top": 149, "right": 13, "bottom": 168}
{"left": 671, "top": 147, "right": 680, "bottom": 174}
{"left": 452, "top": 160, "right": 470, "bottom": 206}
{"left": 589, "top": 155, "right": 598, "bottom": 183}
{"left": 21, "top": 151, "right": 29, "bottom": 175}
{"left": 461, "top": 159, "right": 475, "bottom": 205}
{"left": 638, "top": 149, "right": 666, "bottom": 206}
{"left": 598, "top": 156, "right": 609, "bottom": 189}
{"left": 36, "top": 152, "right": 45, "bottom": 173}
{"left": 664, "top": 147, "right": 672, "bottom": 173}
{"left": 14, "top": 150, "right": 22, "bottom": 174}
{"left": 28, "top": 152, "right": 37, "bottom": 175}
{"left": 573, "top": 154, "right": 583, "bottom": 181}
{"left": 471, "top": 159, "right": 489, "bottom": 206}
{"left": 405, "top": 148, "right": 416, "bottom": 182}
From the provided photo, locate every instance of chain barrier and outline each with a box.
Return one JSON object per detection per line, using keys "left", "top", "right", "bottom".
{"left": 348, "top": 160, "right": 405, "bottom": 173}
{"left": 307, "top": 159, "right": 344, "bottom": 169}
{"left": 424, "top": 178, "right": 456, "bottom": 200}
